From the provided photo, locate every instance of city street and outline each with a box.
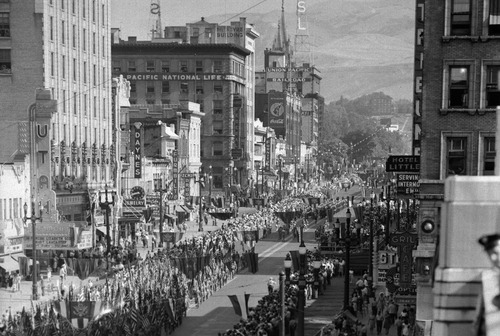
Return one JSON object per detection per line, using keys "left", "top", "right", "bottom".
{"left": 0, "top": 184, "right": 397, "bottom": 336}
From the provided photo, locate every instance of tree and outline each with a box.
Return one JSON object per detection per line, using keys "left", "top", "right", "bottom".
{"left": 341, "top": 130, "right": 377, "bottom": 163}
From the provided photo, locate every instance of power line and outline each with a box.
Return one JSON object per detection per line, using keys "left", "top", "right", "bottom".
{"left": 218, "top": 0, "right": 270, "bottom": 25}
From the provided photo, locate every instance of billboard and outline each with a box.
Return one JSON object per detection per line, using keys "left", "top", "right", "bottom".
{"left": 268, "top": 92, "right": 285, "bottom": 130}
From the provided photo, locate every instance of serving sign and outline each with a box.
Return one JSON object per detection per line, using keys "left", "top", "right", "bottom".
{"left": 396, "top": 173, "right": 420, "bottom": 196}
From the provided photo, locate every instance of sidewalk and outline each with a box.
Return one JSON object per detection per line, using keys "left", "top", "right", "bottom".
{"left": 0, "top": 217, "right": 226, "bottom": 315}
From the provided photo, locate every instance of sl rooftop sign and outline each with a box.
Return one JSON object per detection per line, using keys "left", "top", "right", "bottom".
{"left": 386, "top": 155, "right": 420, "bottom": 172}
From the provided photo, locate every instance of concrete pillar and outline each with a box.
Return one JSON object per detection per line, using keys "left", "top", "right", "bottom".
{"left": 433, "top": 176, "right": 500, "bottom": 335}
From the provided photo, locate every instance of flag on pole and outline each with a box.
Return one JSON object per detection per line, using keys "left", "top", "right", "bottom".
{"left": 228, "top": 293, "right": 250, "bottom": 320}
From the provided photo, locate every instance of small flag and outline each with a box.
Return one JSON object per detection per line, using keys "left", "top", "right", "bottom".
{"left": 228, "top": 293, "right": 250, "bottom": 320}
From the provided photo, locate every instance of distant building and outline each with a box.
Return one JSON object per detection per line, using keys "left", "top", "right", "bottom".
{"left": 254, "top": 5, "right": 323, "bottom": 183}
{"left": 111, "top": 17, "right": 259, "bottom": 190}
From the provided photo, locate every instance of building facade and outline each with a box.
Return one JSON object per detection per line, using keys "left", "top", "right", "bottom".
{"left": 414, "top": 0, "right": 499, "bottom": 331}
{"left": 0, "top": 0, "right": 114, "bottom": 220}
{"left": 111, "top": 30, "right": 257, "bottom": 192}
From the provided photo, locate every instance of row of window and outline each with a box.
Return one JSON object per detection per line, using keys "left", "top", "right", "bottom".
{"left": 49, "top": 0, "right": 106, "bottom": 25}
{"left": 445, "top": 136, "right": 495, "bottom": 176}
{"left": 445, "top": 64, "right": 500, "bottom": 108}
{"left": 0, "top": 198, "right": 23, "bottom": 220}
{"left": 53, "top": 124, "right": 105, "bottom": 150}
{"left": 49, "top": 19, "right": 106, "bottom": 56}
{"left": 450, "top": 0, "right": 500, "bottom": 36}
{"left": 59, "top": 90, "right": 106, "bottom": 118}
{"left": 130, "top": 81, "right": 225, "bottom": 95}
{"left": 113, "top": 59, "right": 244, "bottom": 76}
{"left": 51, "top": 54, "right": 106, "bottom": 86}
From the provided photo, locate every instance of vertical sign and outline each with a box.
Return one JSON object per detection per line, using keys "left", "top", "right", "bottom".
{"left": 412, "top": 0, "right": 424, "bottom": 156}
{"left": 389, "top": 230, "right": 418, "bottom": 289}
{"left": 184, "top": 177, "right": 190, "bottom": 203}
{"left": 268, "top": 92, "right": 286, "bottom": 136}
{"left": 233, "top": 95, "right": 242, "bottom": 148}
{"left": 133, "top": 122, "right": 142, "bottom": 178}
{"left": 171, "top": 150, "right": 178, "bottom": 200}
{"left": 265, "top": 137, "right": 271, "bottom": 170}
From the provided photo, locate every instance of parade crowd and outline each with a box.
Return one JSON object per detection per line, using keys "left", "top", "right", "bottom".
{"left": 0, "top": 184, "right": 355, "bottom": 336}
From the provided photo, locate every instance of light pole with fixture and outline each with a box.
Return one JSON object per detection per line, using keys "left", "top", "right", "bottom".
{"left": 343, "top": 208, "right": 352, "bottom": 308}
{"left": 154, "top": 177, "right": 170, "bottom": 247}
{"left": 297, "top": 238, "right": 307, "bottom": 336}
{"left": 284, "top": 253, "right": 292, "bottom": 286}
{"left": 23, "top": 201, "right": 43, "bottom": 300}
{"left": 208, "top": 165, "right": 212, "bottom": 208}
{"left": 99, "top": 185, "right": 115, "bottom": 269}
{"left": 313, "top": 253, "right": 321, "bottom": 299}
{"left": 193, "top": 168, "right": 207, "bottom": 232}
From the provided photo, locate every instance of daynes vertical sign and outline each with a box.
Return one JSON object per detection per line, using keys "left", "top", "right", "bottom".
{"left": 133, "top": 122, "right": 142, "bottom": 178}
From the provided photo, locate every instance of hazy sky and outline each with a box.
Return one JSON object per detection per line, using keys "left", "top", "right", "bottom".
{"left": 111, "top": 0, "right": 325, "bottom": 40}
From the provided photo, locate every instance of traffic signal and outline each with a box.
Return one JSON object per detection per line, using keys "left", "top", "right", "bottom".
{"left": 419, "top": 208, "right": 438, "bottom": 243}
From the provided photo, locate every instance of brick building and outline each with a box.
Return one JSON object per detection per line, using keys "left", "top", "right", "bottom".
{"left": 111, "top": 23, "right": 257, "bottom": 190}
{"left": 414, "top": 0, "right": 499, "bottom": 332}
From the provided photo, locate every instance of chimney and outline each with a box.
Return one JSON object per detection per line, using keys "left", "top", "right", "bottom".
{"left": 128, "top": 36, "right": 137, "bottom": 43}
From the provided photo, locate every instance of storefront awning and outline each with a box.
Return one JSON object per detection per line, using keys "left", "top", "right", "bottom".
{"left": 11, "top": 253, "right": 27, "bottom": 262}
{"left": 0, "top": 256, "right": 20, "bottom": 273}
{"left": 177, "top": 205, "right": 190, "bottom": 213}
{"left": 166, "top": 214, "right": 178, "bottom": 219}
{"left": 96, "top": 226, "right": 108, "bottom": 235}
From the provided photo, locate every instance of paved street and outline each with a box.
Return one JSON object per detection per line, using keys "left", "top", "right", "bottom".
{"left": 0, "top": 185, "right": 397, "bottom": 336}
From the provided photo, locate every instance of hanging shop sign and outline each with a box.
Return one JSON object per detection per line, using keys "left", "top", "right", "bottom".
{"left": 133, "top": 122, "right": 143, "bottom": 178}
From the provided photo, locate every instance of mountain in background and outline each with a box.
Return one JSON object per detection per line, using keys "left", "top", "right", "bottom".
{"left": 205, "top": 0, "right": 415, "bottom": 103}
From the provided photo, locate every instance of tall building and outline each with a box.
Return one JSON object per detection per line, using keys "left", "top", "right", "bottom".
{"left": 0, "top": 0, "right": 113, "bottom": 221}
{"left": 254, "top": 4, "right": 323, "bottom": 183}
{"left": 111, "top": 17, "right": 259, "bottom": 191}
{"left": 414, "top": 0, "right": 498, "bottom": 332}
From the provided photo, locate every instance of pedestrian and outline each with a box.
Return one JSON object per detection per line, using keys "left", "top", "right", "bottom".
{"left": 15, "top": 272, "right": 21, "bottom": 292}
{"left": 395, "top": 316, "right": 403, "bottom": 336}
{"left": 383, "top": 309, "right": 392, "bottom": 335}
{"left": 402, "top": 321, "right": 410, "bottom": 336}
{"left": 376, "top": 310, "right": 384, "bottom": 335}
{"left": 59, "top": 263, "right": 67, "bottom": 283}
{"left": 326, "top": 265, "right": 332, "bottom": 285}
{"left": 151, "top": 235, "right": 157, "bottom": 250}
{"left": 267, "top": 277, "right": 276, "bottom": 295}
{"left": 47, "top": 266, "right": 52, "bottom": 282}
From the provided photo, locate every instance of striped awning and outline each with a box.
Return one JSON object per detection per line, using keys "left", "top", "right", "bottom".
{"left": 0, "top": 256, "right": 19, "bottom": 273}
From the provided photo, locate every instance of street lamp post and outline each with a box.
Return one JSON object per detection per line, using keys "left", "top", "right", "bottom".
{"left": 284, "top": 253, "right": 292, "bottom": 286}
{"left": 297, "top": 238, "right": 307, "bottom": 336}
{"left": 99, "top": 185, "right": 115, "bottom": 269}
{"left": 23, "top": 201, "right": 43, "bottom": 300}
{"left": 294, "top": 155, "right": 298, "bottom": 184}
{"left": 344, "top": 208, "right": 352, "bottom": 309}
{"left": 208, "top": 166, "right": 213, "bottom": 208}
{"left": 279, "top": 158, "right": 283, "bottom": 191}
{"left": 279, "top": 271, "right": 286, "bottom": 336}
{"left": 154, "top": 177, "right": 170, "bottom": 247}
{"left": 313, "top": 254, "right": 321, "bottom": 299}
{"left": 369, "top": 202, "right": 375, "bottom": 298}
{"left": 194, "top": 168, "right": 207, "bottom": 232}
